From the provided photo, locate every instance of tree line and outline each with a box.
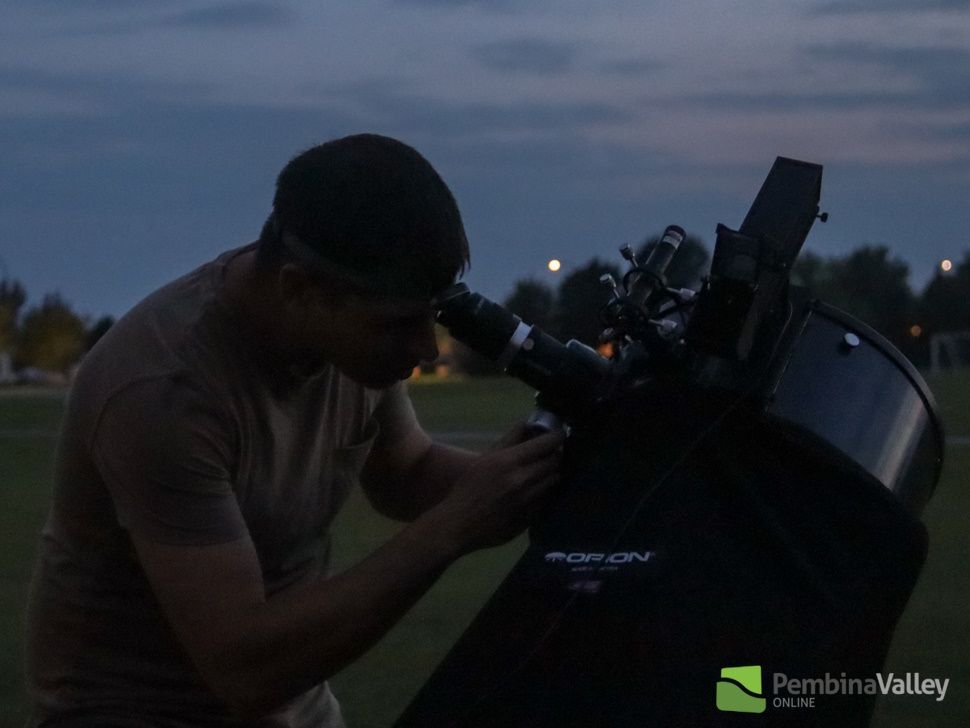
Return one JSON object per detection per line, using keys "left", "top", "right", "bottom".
{"left": 2, "top": 236, "right": 969, "bottom": 380}
{"left": 451, "top": 235, "right": 970, "bottom": 374}
{"left": 0, "top": 280, "right": 113, "bottom": 377}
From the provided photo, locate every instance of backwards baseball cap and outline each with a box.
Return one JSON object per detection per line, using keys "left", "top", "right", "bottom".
{"left": 270, "top": 211, "right": 462, "bottom": 301}
{"left": 270, "top": 134, "right": 470, "bottom": 301}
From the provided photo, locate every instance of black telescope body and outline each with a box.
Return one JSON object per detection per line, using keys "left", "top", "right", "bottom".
{"left": 402, "top": 158, "right": 942, "bottom": 727}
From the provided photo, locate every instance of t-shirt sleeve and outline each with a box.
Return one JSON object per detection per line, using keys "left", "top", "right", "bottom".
{"left": 91, "top": 375, "right": 248, "bottom": 546}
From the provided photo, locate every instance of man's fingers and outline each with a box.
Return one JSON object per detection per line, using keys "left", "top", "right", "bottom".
{"left": 515, "top": 452, "right": 562, "bottom": 485}
{"left": 506, "top": 428, "right": 565, "bottom": 464}
{"left": 493, "top": 421, "right": 529, "bottom": 450}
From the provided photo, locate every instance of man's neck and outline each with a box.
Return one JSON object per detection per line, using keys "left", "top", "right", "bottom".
{"left": 219, "top": 249, "right": 333, "bottom": 385}
{"left": 221, "top": 250, "right": 295, "bottom": 362}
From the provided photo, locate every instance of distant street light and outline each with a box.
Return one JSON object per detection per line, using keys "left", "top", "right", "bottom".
{"left": 940, "top": 259, "right": 953, "bottom": 273}
{"left": 547, "top": 259, "right": 562, "bottom": 273}
{"left": 910, "top": 324, "right": 923, "bottom": 338}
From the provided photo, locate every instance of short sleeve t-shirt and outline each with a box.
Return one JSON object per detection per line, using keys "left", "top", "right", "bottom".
{"left": 25, "top": 244, "right": 404, "bottom": 727}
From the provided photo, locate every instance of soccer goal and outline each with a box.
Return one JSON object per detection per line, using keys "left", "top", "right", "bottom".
{"left": 0, "top": 350, "right": 13, "bottom": 384}
{"left": 929, "top": 330, "right": 970, "bottom": 375}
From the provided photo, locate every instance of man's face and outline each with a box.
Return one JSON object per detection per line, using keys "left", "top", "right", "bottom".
{"left": 293, "top": 288, "right": 439, "bottom": 389}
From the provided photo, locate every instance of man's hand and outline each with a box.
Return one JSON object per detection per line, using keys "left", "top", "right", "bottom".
{"left": 428, "top": 423, "right": 565, "bottom": 554}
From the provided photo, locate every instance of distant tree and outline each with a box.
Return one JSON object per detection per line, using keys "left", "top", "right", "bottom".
{"left": 556, "top": 258, "right": 622, "bottom": 346}
{"left": 919, "top": 252, "right": 970, "bottom": 335}
{"left": 16, "top": 294, "right": 87, "bottom": 374}
{"left": 912, "top": 251, "right": 970, "bottom": 366}
{"left": 503, "top": 279, "right": 556, "bottom": 331}
{"left": 790, "top": 250, "right": 827, "bottom": 291}
{"left": 0, "top": 279, "right": 26, "bottom": 354}
{"left": 417, "top": 324, "right": 456, "bottom": 375}
{"left": 85, "top": 315, "right": 115, "bottom": 352}
{"left": 450, "top": 340, "right": 503, "bottom": 377}
{"left": 789, "top": 245, "right": 917, "bottom": 357}
{"left": 636, "top": 232, "right": 710, "bottom": 289}
{"left": 830, "top": 246, "right": 913, "bottom": 344}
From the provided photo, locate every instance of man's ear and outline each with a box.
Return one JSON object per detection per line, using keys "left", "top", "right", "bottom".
{"left": 277, "top": 263, "right": 319, "bottom": 315}
{"left": 278, "top": 264, "right": 353, "bottom": 313}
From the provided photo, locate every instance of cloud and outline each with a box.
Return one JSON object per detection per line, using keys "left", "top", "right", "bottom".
{"left": 599, "top": 58, "right": 663, "bottom": 77}
{"left": 932, "top": 122, "right": 970, "bottom": 140}
{"left": 0, "top": 68, "right": 658, "bottom": 318}
{"left": 162, "top": 2, "right": 293, "bottom": 29}
{"left": 887, "top": 118, "right": 970, "bottom": 145}
{"left": 471, "top": 38, "right": 578, "bottom": 75}
{"left": 315, "top": 77, "right": 631, "bottom": 139}
{"left": 674, "top": 90, "right": 914, "bottom": 112}
{"left": 0, "top": 66, "right": 209, "bottom": 99}
{"left": 33, "top": 1, "right": 294, "bottom": 35}
{"left": 812, "top": 0, "right": 968, "bottom": 14}
{"left": 394, "top": 0, "right": 513, "bottom": 7}
{"left": 654, "top": 39, "right": 970, "bottom": 113}
{"left": 30, "top": 0, "right": 160, "bottom": 7}
{"left": 1, "top": 67, "right": 637, "bottom": 187}
{"left": 2, "top": 64, "right": 630, "bottom": 148}
{"left": 804, "top": 43, "right": 970, "bottom": 106}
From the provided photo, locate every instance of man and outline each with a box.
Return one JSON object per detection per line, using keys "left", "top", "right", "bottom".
{"left": 25, "top": 133, "right": 563, "bottom": 726}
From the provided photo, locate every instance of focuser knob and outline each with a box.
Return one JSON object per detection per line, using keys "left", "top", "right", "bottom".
{"left": 599, "top": 273, "right": 620, "bottom": 297}
{"left": 667, "top": 287, "right": 697, "bottom": 302}
{"left": 649, "top": 318, "right": 679, "bottom": 338}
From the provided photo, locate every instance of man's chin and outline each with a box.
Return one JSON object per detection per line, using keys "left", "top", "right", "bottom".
{"left": 350, "top": 368, "right": 411, "bottom": 390}
{"left": 389, "top": 367, "right": 415, "bottom": 385}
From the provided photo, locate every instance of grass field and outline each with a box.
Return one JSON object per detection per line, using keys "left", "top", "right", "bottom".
{"left": 0, "top": 374, "right": 967, "bottom": 727}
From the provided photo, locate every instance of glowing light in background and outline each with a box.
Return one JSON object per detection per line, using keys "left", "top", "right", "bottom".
{"left": 547, "top": 259, "right": 561, "bottom": 272}
{"left": 940, "top": 259, "right": 953, "bottom": 272}
{"left": 909, "top": 324, "right": 923, "bottom": 338}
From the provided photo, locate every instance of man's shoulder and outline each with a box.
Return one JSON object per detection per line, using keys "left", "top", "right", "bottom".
{"left": 106, "top": 243, "right": 250, "bottom": 350}
{"left": 71, "top": 245, "right": 251, "bottom": 426}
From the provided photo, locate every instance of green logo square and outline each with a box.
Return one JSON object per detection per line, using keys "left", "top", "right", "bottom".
{"left": 717, "top": 665, "right": 767, "bottom": 714}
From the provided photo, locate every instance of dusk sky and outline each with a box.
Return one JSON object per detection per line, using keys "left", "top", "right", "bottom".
{"left": 3, "top": 0, "right": 969, "bottom": 319}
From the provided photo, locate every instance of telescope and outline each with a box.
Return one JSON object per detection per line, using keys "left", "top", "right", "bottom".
{"left": 398, "top": 158, "right": 943, "bottom": 727}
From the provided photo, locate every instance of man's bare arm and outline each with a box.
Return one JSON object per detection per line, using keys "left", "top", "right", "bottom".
{"left": 359, "top": 385, "right": 483, "bottom": 520}
{"left": 132, "top": 507, "right": 459, "bottom": 718}
{"left": 362, "top": 439, "right": 478, "bottom": 521}
{"left": 132, "top": 428, "right": 563, "bottom": 718}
